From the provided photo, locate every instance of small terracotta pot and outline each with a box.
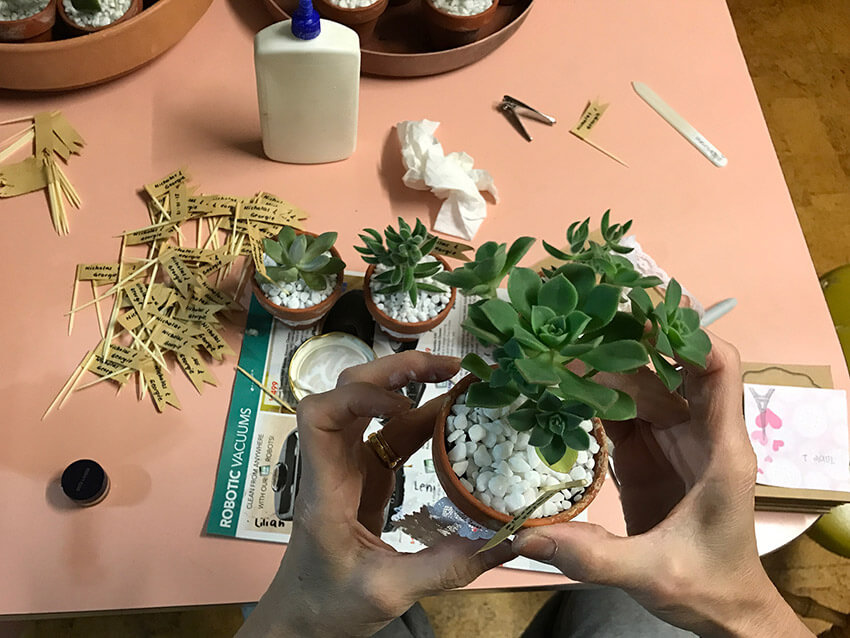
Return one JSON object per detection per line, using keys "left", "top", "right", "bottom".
{"left": 250, "top": 234, "right": 345, "bottom": 330}
{"left": 422, "top": 0, "right": 499, "bottom": 49}
{"left": 313, "top": 0, "right": 388, "bottom": 41}
{"left": 57, "top": 0, "right": 141, "bottom": 35}
{"left": 433, "top": 371, "right": 609, "bottom": 531}
{"left": 0, "top": 0, "right": 56, "bottom": 42}
{"left": 362, "top": 255, "right": 456, "bottom": 342}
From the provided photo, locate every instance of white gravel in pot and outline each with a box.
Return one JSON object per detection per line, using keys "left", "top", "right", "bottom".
{"left": 62, "top": 0, "right": 130, "bottom": 28}
{"left": 446, "top": 391, "right": 600, "bottom": 517}
{"left": 0, "top": 0, "right": 50, "bottom": 21}
{"left": 326, "top": 0, "right": 380, "bottom": 7}
{"left": 259, "top": 253, "right": 335, "bottom": 310}
{"left": 370, "top": 256, "right": 451, "bottom": 324}
{"left": 432, "top": 0, "right": 493, "bottom": 16}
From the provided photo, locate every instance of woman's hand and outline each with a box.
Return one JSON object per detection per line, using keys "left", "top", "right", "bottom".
{"left": 238, "top": 351, "right": 514, "bottom": 638}
{"left": 513, "top": 335, "right": 813, "bottom": 638}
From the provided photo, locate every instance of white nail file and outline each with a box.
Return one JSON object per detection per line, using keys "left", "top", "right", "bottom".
{"left": 632, "top": 81, "right": 728, "bottom": 168}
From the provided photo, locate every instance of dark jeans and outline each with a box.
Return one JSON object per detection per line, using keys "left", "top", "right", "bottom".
{"left": 375, "top": 587, "right": 696, "bottom": 638}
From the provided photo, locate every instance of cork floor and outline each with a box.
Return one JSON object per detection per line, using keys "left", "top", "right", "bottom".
{"left": 4, "top": 0, "right": 850, "bottom": 636}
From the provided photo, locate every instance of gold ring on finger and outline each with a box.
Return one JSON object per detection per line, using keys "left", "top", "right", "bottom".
{"left": 367, "top": 430, "right": 402, "bottom": 471}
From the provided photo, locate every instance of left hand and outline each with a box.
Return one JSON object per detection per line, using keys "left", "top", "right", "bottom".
{"left": 238, "top": 351, "right": 515, "bottom": 638}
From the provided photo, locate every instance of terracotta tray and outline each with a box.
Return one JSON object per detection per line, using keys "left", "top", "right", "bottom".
{"left": 262, "top": 0, "right": 533, "bottom": 77}
{"left": 0, "top": 0, "right": 213, "bottom": 92}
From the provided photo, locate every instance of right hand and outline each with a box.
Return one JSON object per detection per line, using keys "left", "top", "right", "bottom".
{"left": 513, "top": 335, "right": 813, "bottom": 637}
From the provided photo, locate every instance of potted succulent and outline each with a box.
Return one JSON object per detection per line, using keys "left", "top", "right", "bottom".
{"left": 432, "top": 212, "right": 712, "bottom": 530}
{"left": 58, "top": 0, "right": 142, "bottom": 35}
{"left": 356, "top": 217, "right": 456, "bottom": 342}
{"left": 313, "top": 0, "right": 388, "bottom": 40}
{"left": 251, "top": 226, "right": 346, "bottom": 329}
{"left": 422, "top": 0, "right": 499, "bottom": 48}
{"left": 0, "top": 0, "right": 56, "bottom": 42}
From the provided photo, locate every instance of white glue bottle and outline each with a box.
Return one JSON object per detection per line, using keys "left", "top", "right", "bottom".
{"left": 254, "top": 0, "right": 360, "bottom": 164}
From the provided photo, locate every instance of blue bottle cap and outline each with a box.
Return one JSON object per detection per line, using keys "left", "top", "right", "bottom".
{"left": 291, "top": 0, "right": 321, "bottom": 40}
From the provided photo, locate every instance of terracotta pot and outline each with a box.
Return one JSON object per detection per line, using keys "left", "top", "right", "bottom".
{"left": 57, "top": 0, "right": 141, "bottom": 35}
{"left": 362, "top": 255, "right": 456, "bottom": 342}
{"left": 433, "top": 371, "right": 609, "bottom": 531}
{"left": 0, "top": 0, "right": 56, "bottom": 43}
{"left": 313, "top": 0, "right": 388, "bottom": 41}
{"left": 250, "top": 234, "right": 345, "bottom": 330}
{"left": 422, "top": 0, "right": 499, "bottom": 48}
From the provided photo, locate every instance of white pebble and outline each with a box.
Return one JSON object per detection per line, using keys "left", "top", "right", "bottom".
{"left": 569, "top": 467, "right": 587, "bottom": 482}
{"left": 508, "top": 456, "right": 531, "bottom": 473}
{"left": 460, "top": 478, "right": 473, "bottom": 493}
{"left": 505, "top": 490, "right": 525, "bottom": 513}
{"left": 495, "top": 460, "right": 513, "bottom": 477}
{"left": 483, "top": 431, "right": 498, "bottom": 448}
{"left": 488, "top": 475, "right": 509, "bottom": 498}
{"left": 579, "top": 419, "right": 593, "bottom": 432}
{"left": 492, "top": 440, "right": 514, "bottom": 461}
{"left": 453, "top": 414, "right": 468, "bottom": 431}
{"left": 476, "top": 471, "right": 495, "bottom": 493}
{"left": 451, "top": 404, "right": 470, "bottom": 417}
{"left": 448, "top": 444, "right": 466, "bottom": 463}
{"left": 452, "top": 460, "right": 468, "bottom": 477}
{"left": 473, "top": 446, "right": 493, "bottom": 468}
{"left": 491, "top": 496, "right": 506, "bottom": 513}
{"left": 588, "top": 439, "right": 600, "bottom": 454}
{"left": 468, "top": 423, "right": 486, "bottom": 443}
{"left": 447, "top": 429, "right": 465, "bottom": 444}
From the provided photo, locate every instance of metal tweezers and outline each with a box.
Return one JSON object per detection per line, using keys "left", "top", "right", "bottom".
{"left": 498, "top": 95, "right": 557, "bottom": 142}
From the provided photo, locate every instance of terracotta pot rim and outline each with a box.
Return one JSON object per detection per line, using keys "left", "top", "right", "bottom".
{"left": 57, "top": 0, "right": 141, "bottom": 33}
{"left": 423, "top": 0, "right": 500, "bottom": 29}
{"left": 362, "top": 255, "right": 457, "bottom": 331}
{"left": 249, "top": 229, "right": 345, "bottom": 319}
{"left": 314, "top": 0, "right": 388, "bottom": 24}
{"left": 0, "top": 0, "right": 55, "bottom": 25}
{"left": 433, "top": 371, "right": 609, "bottom": 529}
{"left": 251, "top": 268, "right": 344, "bottom": 316}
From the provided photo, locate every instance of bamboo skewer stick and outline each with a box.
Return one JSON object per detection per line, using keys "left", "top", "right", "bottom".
{"left": 42, "top": 351, "right": 91, "bottom": 420}
{"left": 235, "top": 366, "right": 294, "bottom": 412}
{"left": 91, "top": 281, "right": 105, "bottom": 337}
{"left": 59, "top": 352, "right": 94, "bottom": 410}
{"left": 0, "top": 129, "right": 34, "bottom": 163}
{"left": 66, "top": 259, "right": 156, "bottom": 314}
{"left": 0, "top": 115, "right": 35, "bottom": 126}
{"left": 68, "top": 274, "right": 79, "bottom": 336}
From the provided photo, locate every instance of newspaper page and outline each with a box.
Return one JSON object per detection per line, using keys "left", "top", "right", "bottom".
{"left": 207, "top": 292, "right": 577, "bottom": 573}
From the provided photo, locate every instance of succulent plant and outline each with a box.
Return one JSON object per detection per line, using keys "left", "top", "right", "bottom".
{"left": 355, "top": 218, "right": 446, "bottom": 305}
{"left": 433, "top": 237, "right": 535, "bottom": 299}
{"left": 457, "top": 213, "right": 712, "bottom": 465}
{"left": 259, "top": 226, "right": 345, "bottom": 291}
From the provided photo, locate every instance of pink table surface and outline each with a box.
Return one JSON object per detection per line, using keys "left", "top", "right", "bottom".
{"left": 1, "top": 0, "right": 847, "bottom": 617}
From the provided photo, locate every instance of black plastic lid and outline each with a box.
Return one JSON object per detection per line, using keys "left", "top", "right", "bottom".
{"left": 61, "top": 459, "right": 109, "bottom": 505}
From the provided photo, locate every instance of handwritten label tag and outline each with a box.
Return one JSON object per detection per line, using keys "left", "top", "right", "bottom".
{"left": 49, "top": 112, "right": 85, "bottom": 158}
{"left": 433, "top": 238, "right": 474, "bottom": 262}
{"left": 474, "top": 480, "right": 588, "bottom": 555}
{"left": 569, "top": 100, "right": 628, "bottom": 167}
{"left": 248, "top": 224, "right": 269, "bottom": 282}
{"left": 159, "top": 249, "right": 201, "bottom": 298}
{"left": 194, "top": 321, "right": 235, "bottom": 360}
{"left": 142, "top": 361, "right": 182, "bottom": 412}
{"left": 124, "top": 223, "right": 178, "bottom": 246}
{"left": 176, "top": 345, "right": 218, "bottom": 393}
{"left": 144, "top": 168, "right": 190, "bottom": 203}
{"left": 0, "top": 156, "right": 47, "bottom": 197}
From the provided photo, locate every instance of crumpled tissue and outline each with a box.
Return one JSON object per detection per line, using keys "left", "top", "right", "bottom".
{"left": 397, "top": 119, "right": 498, "bottom": 241}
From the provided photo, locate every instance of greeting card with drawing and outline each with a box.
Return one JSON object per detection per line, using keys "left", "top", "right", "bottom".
{"left": 744, "top": 383, "right": 850, "bottom": 492}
